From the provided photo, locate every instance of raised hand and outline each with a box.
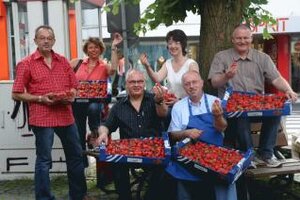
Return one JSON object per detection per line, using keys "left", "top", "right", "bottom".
{"left": 212, "top": 99, "right": 223, "bottom": 117}
{"left": 112, "top": 32, "right": 123, "bottom": 47}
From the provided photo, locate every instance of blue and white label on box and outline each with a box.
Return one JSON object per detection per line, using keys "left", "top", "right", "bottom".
{"left": 221, "top": 87, "right": 291, "bottom": 118}
{"left": 174, "top": 139, "right": 254, "bottom": 184}
{"left": 99, "top": 132, "right": 171, "bottom": 165}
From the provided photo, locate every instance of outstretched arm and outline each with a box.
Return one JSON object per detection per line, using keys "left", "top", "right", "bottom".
{"left": 139, "top": 53, "right": 167, "bottom": 83}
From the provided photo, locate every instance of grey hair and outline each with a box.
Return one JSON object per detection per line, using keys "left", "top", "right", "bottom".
{"left": 34, "top": 25, "right": 55, "bottom": 39}
{"left": 232, "top": 24, "right": 252, "bottom": 38}
{"left": 181, "top": 70, "right": 202, "bottom": 84}
{"left": 125, "top": 68, "right": 146, "bottom": 82}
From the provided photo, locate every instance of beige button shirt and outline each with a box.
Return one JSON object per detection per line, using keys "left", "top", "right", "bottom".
{"left": 208, "top": 48, "right": 280, "bottom": 98}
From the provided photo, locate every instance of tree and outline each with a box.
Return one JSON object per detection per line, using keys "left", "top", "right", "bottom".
{"left": 72, "top": 0, "right": 275, "bottom": 91}
{"left": 105, "top": 0, "right": 275, "bottom": 88}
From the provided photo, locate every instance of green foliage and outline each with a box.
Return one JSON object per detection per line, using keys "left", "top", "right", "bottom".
{"left": 69, "top": 0, "right": 276, "bottom": 39}
{"left": 243, "top": 0, "right": 277, "bottom": 39}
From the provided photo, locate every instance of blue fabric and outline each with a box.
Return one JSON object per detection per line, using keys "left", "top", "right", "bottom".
{"left": 226, "top": 116, "right": 281, "bottom": 159}
{"left": 168, "top": 94, "right": 220, "bottom": 132}
{"left": 73, "top": 102, "right": 102, "bottom": 167}
{"left": 32, "top": 124, "right": 87, "bottom": 200}
{"left": 166, "top": 94, "right": 223, "bottom": 181}
{"left": 166, "top": 94, "right": 237, "bottom": 200}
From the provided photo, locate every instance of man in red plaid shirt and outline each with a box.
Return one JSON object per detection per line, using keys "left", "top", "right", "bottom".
{"left": 12, "top": 25, "right": 87, "bottom": 200}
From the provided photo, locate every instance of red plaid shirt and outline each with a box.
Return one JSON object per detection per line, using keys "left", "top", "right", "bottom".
{"left": 12, "top": 49, "right": 78, "bottom": 127}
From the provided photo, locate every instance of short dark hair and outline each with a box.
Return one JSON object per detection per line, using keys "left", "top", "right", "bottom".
{"left": 82, "top": 37, "right": 105, "bottom": 55}
{"left": 166, "top": 29, "right": 188, "bottom": 56}
{"left": 34, "top": 25, "right": 55, "bottom": 39}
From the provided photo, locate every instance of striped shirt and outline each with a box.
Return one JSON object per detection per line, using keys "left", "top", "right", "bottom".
{"left": 12, "top": 49, "right": 78, "bottom": 127}
{"left": 105, "top": 92, "right": 164, "bottom": 138}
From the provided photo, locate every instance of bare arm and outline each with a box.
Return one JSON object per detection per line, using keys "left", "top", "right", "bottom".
{"left": 12, "top": 92, "right": 42, "bottom": 103}
{"left": 139, "top": 53, "right": 167, "bottom": 83}
{"left": 210, "top": 73, "right": 231, "bottom": 88}
{"left": 95, "top": 125, "right": 110, "bottom": 145}
{"left": 272, "top": 76, "right": 298, "bottom": 102}
{"left": 170, "top": 129, "right": 203, "bottom": 142}
{"left": 69, "top": 58, "right": 81, "bottom": 69}
{"left": 211, "top": 100, "right": 227, "bottom": 132}
{"left": 106, "top": 33, "right": 123, "bottom": 75}
{"left": 188, "top": 62, "right": 200, "bottom": 72}
{"left": 210, "top": 60, "right": 238, "bottom": 88}
{"left": 12, "top": 88, "right": 76, "bottom": 106}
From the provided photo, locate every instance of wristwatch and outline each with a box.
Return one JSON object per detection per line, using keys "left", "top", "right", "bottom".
{"left": 155, "top": 100, "right": 164, "bottom": 105}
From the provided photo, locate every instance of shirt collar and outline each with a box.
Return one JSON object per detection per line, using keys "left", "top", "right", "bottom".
{"left": 188, "top": 93, "right": 204, "bottom": 107}
{"left": 33, "top": 49, "right": 59, "bottom": 60}
{"left": 122, "top": 91, "right": 150, "bottom": 104}
{"left": 232, "top": 48, "right": 253, "bottom": 61}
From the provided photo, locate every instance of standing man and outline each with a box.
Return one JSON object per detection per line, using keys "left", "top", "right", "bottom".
{"left": 12, "top": 25, "right": 87, "bottom": 200}
{"left": 93, "top": 68, "right": 170, "bottom": 200}
{"left": 208, "top": 24, "right": 298, "bottom": 167}
{"left": 166, "top": 70, "right": 237, "bottom": 200}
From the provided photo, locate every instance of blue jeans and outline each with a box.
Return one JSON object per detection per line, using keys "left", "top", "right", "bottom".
{"left": 32, "top": 124, "right": 87, "bottom": 200}
{"left": 177, "top": 180, "right": 237, "bottom": 200}
{"left": 73, "top": 102, "right": 102, "bottom": 167}
{"left": 225, "top": 116, "right": 281, "bottom": 159}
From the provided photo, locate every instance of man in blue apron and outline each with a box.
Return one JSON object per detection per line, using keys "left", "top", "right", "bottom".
{"left": 166, "top": 70, "right": 237, "bottom": 200}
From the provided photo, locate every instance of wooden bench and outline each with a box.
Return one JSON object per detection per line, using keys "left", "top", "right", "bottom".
{"left": 245, "top": 158, "right": 300, "bottom": 178}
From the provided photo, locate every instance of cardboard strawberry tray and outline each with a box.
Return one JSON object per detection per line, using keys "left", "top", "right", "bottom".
{"left": 221, "top": 87, "right": 291, "bottom": 118}
{"left": 99, "top": 132, "right": 171, "bottom": 165}
{"left": 174, "top": 138, "right": 253, "bottom": 184}
{"left": 75, "top": 80, "right": 111, "bottom": 103}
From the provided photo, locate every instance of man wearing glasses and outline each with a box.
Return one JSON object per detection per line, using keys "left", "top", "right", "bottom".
{"left": 93, "top": 68, "right": 169, "bottom": 200}
{"left": 12, "top": 25, "right": 87, "bottom": 200}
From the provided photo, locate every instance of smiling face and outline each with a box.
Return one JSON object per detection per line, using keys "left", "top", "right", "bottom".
{"left": 182, "top": 71, "right": 203, "bottom": 102}
{"left": 86, "top": 42, "right": 102, "bottom": 59}
{"left": 34, "top": 27, "right": 55, "bottom": 54}
{"left": 167, "top": 38, "right": 183, "bottom": 57}
{"left": 125, "top": 69, "right": 146, "bottom": 98}
{"left": 231, "top": 25, "right": 253, "bottom": 55}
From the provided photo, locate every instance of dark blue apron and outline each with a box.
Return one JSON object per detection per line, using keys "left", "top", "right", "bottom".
{"left": 166, "top": 94, "right": 224, "bottom": 181}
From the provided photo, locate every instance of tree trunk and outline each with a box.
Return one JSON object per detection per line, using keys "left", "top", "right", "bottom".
{"left": 198, "top": 0, "right": 250, "bottom": 94}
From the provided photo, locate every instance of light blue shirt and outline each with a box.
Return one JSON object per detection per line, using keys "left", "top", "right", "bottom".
{"left": 168, "top": 93, "right": 220, "bottom": 132}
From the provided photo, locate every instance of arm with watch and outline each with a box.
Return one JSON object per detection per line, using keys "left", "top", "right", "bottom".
{"left": 152, "top": 84, "right": 168, "bottom": 117}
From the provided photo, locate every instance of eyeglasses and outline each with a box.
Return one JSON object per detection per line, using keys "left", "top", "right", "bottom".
{"left": 127, "top": 80, "right": 145, "bottom": 85}
{"left": 183, "top": 80, "right": 199, "bottom": 87}
{"left": 36, "top": 37, "right": 55, "bottom": 42}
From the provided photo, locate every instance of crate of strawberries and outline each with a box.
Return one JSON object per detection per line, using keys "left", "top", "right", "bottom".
{"left": 221, "top": 87, "right": 291, "bottom": 118}
{"left": 75, "top": 79, "right": 111, "bottom": 103}
{"left": 174, "top": 138, "right": 253, "bottom": 184}
{"left": 99, "top": 132, "right": 171, "bottom": 165}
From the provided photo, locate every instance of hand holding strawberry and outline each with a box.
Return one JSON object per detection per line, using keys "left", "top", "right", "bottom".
{"left": 184, "top": 128, "right": 203, "bottom": 140}
{"left": 139, "top": 53, "right": 150, "bottom": 68}
{"left": 225, "top": 59, "right": 238, "bottom": 79}
{"left": 212, "top": 99, "right": 223, "bottom": 117}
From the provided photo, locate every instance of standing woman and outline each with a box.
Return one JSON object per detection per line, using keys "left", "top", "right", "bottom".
{"left": 70, "top": 33, "right": 123, "bottom": 167}
{"left": 140, "top": 29, "right": 199, "bottom": 102}
{"left": 139, "top": 29, "right": 199, "bottom": 128}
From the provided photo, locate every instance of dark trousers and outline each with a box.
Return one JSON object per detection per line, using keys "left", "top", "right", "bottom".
{"left": 73, "top": 102, "right": 102, "bottom": 167}
{"left": 111, "top": 164, "right": 172, "bottom": 200}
